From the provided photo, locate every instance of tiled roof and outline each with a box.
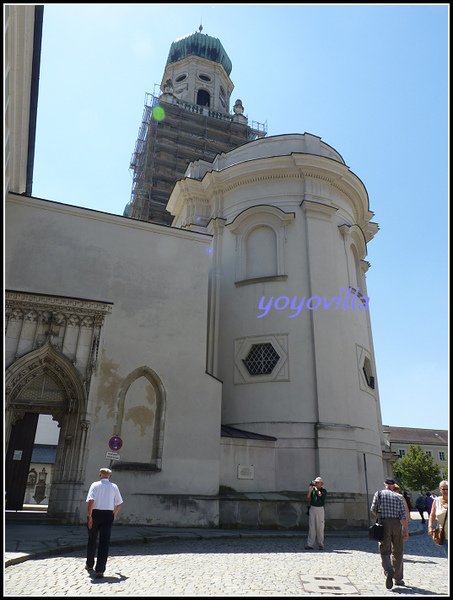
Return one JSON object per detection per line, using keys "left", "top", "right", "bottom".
{"left": 382, "top": 426, "right": 448, "bottom": 445}
{"left": 31, "top": 444, "right": 57, "bottom": 464}
{"left": 221, "top": 425, "right": 277, "bottom": 441}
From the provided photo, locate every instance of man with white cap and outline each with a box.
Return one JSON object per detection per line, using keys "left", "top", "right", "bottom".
{"left": 305, "top": 476, "right": 327, "bottom": 550}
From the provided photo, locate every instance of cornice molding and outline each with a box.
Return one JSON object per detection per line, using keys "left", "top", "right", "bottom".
{"left": 5, "top": 290, "right": 113, "bottom": 317}
{"left": 300, "top": 199, "right": 338, "bottom": 220}
{"left": 7, "top": 192, "right": 212, "bottom": 243}
{"left": 168, "top": 152, "right": 376, "bottom": 237}
{"left": 226, "top": 204, "right": 295, "bottom": 233}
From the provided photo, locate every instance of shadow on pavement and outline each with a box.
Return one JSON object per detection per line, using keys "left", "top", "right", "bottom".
{"left": 391, "top": 585, "right": 442, "bottom": 596}
{"left": 89, "top": 572, "right": 129, "bottom": 583}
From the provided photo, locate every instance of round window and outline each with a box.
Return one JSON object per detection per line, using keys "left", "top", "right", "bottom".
{"left": 175, "top": 74, "right": 187, "bottom": 83}
{"left": 198, "top": 74, "right": 211, "bottom": 82}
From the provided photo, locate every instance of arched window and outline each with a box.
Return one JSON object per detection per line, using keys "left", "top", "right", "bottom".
{"left": 196, "top": 89, "right": 210, "bottom": 107}
{"left": 245, "top": 226, "right": 277, "bottom": 279}
{"left": 114, "top": 367, "right": 166, "bottom": 471}
{"left": 121, "top": 376, "right": 158, "bottom": 463}
{"left": 226, "top": 205, "right": 295, "bottom": 285}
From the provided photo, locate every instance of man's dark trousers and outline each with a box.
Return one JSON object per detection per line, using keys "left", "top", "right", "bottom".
{"left": 86, "top": 509, "right": 114, "bottom": 573}
{"left": 378, "top": 517, "right": 404, "bottom": 582}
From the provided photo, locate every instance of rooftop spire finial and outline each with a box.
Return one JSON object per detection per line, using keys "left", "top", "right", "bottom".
{"left": 199, "top": 23, "right": 203, "bottom": 32}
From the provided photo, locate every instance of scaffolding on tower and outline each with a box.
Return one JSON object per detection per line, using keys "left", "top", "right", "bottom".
{"left": 125, "top": 87, "right": 267, "bottom": 225}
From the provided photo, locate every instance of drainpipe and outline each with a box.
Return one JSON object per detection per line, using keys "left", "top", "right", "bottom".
{"left": 363, "top": 453, "right": 371, "bottom": 527}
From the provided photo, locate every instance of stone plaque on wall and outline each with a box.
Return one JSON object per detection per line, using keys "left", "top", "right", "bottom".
{"left": 237, "top": 464, "right": 254, "bottom": 480}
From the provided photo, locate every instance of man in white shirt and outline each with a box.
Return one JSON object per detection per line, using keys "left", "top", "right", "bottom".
{"left": 85, "top": 467, "right": 123, "bottom": 578}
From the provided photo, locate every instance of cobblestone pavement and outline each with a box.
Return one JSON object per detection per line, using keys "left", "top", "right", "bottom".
{"left": 4, "top": 531, "right": 448, "bottom": 597}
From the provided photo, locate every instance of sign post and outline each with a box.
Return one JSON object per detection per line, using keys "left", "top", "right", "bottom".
{"left": 107, "top": 435, "right": 123, "bottom": 468}
{"left": 105, "top": 451, "right": 121, "bottom": 461}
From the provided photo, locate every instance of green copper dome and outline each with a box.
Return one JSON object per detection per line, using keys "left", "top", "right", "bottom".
{"left": 166, "top": 31, "right": 232, "bottom": 76}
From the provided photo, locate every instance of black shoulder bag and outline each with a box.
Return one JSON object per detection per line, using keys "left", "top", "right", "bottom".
{"left": 369, "top": 491, "right": 385, "bottom": 541}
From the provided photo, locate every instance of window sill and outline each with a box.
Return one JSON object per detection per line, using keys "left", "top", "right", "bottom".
{"left": 235, "top": 275, "right": 287, "bottom": 287}
{"left": 112, "top": 462, "right": 161, "bottom": 472}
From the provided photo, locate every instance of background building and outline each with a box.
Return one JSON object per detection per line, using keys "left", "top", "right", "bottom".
{"left": 383, "top": 425, "right": 448, "bottom": 485}
{"left": 4, "top": 4, "right": 43, "bottom": 197}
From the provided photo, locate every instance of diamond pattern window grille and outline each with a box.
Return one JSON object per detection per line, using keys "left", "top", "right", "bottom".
{"left": 243, "top": 343, "right": 280, "bottom": 376}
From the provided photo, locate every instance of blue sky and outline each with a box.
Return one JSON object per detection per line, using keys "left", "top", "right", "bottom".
{"left": 31, "top": 4, "right": 449, "bottom": 431}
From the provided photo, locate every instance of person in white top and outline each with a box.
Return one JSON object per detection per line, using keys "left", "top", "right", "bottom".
{"left": 428, "top": 480, "right": 448, "bottom": 557}
{"left": 85, "top": 467, "right": 123, "bottom": 577}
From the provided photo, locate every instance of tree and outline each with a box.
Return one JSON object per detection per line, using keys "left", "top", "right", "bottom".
{"left": 393, "top": 445, "right": 442, "bottom": 493}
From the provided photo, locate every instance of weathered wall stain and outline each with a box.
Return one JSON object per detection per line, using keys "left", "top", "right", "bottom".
{"left": 124, "top": 405, "right": 153, "bottom": 436}
{"left": 96, "top": 351, "right": 122, "bottom": 419}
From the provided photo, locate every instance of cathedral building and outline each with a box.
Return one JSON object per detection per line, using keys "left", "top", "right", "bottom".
{"left": 5, "top": 5, "right": 386, "bottom": 528}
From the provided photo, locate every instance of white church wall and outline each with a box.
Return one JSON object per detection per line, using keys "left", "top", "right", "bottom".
{"left": 6, "top": 193, "right": 223, "bottom": 524}
{"left": 169, "top": 133, "right": 385, "bottom": 526}
{"left": 220, "top": 437, "right": 276, "bottom": 492}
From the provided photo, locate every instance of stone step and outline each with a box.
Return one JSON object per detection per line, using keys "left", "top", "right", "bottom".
{"left": 5, "top": 510, "right": 62, "bottom": 525}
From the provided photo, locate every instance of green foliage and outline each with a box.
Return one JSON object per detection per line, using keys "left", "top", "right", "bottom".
{"left": 393, "top": 445, "right": 442, "bottom": 493}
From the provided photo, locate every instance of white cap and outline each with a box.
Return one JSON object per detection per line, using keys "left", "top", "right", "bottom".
{"left": 314, "top": 477, "right": 323, "bottom": 482}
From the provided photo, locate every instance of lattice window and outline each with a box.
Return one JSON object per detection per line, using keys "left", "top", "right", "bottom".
{"left": 243, "top": 343, "right": 280, "bottom": 376}
{"left": 19, "top": 374, "right": 64, "bottom": 403}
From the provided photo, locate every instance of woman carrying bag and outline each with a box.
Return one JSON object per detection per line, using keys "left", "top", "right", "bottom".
{"left": 428, "top": 480, "right": 448, "bottom": 557}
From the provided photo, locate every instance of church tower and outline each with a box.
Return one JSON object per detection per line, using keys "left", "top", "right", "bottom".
{"left": 125, "top": 27, "right": 266, "bottom": 224}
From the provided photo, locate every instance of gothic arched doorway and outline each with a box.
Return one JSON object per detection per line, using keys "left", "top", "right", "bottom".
{"left": 5, "top": 341, "right": 89, "bottom": 521}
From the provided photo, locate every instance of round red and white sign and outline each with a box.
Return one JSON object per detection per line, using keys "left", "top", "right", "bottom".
{"left": 108, "top": 435, "right": 123, "bottom": 451}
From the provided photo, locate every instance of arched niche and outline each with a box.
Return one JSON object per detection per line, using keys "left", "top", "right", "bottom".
{"left": 338, "top": 223, "right": 368, "bottom": 291}
{"left": 245, "top": 225, "right": 278, "bottom": 279}
{"left": 227, "top": 205, "right": 295, "bottom": 285}
{"left": 113, "top": 366, "right": 166, "bottom": 471}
